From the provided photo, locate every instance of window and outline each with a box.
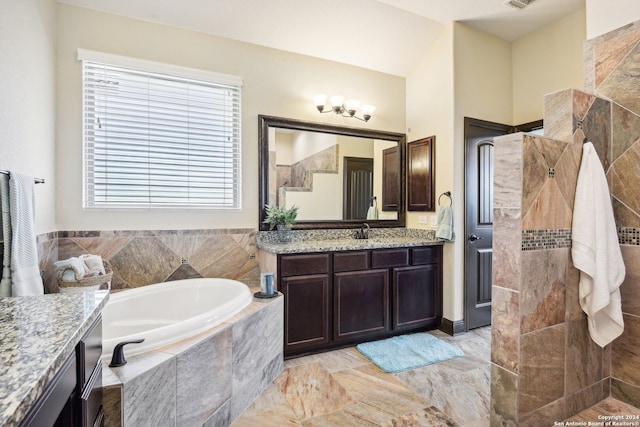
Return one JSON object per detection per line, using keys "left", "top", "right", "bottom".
{"left": 79, "top": 49, "right": 242, "bottom": 209}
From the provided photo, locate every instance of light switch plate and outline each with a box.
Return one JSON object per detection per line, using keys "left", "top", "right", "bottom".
{"left": 430, "top": 215, "right": 438, "bottom": 227}
{"left": 418, "top": 215, "right": 427, "bottom": 224}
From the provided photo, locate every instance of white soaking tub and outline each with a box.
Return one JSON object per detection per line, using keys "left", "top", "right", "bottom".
{"left": 101, "top": 278, "right": 252, "bottom": 359}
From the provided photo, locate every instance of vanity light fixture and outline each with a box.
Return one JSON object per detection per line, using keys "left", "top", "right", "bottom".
{"left": 314, "top": 94, "right": 376, "bottom": 122}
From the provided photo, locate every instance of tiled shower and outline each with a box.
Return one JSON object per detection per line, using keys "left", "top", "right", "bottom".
{"left": 491, "top": 19, "right": 640, "bottom": 425}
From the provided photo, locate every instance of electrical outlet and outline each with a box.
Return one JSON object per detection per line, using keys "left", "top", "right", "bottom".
{"left": 430, "top": 215, "right": 438, "bottom": 227}
{"left": 418, "top": 215, "right": 427, "bottom": 224}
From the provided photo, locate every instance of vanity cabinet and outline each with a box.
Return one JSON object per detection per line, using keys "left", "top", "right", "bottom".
{"left": 20, "top": 316, "right": 103, "bottom": 427}
{"left": 277, "top": 245, "right": 442, "bottom": 357}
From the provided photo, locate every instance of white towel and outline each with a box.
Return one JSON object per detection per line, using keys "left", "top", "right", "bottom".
{"left": 54, "top": 257, "right": 87, "bottom": 282}
{"left": 80, "top": 254, "right": 105, "bottom": 275}
{"left": 436, "top": 206, "right": 455, "bottom": 242}
{"left": 9, "top": 173, "right": 44, "bottom": 296}
{"left": 571, "top": 142, "right": 625, "bottom": 347}
{"left": 366, "top": 206, "right": 378, "bottom": 220}
{"left": 0, "top": 174, "right": 12, "bottom": 297}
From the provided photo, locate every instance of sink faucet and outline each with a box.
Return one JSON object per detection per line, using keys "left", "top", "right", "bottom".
{"left": 355, "top": 223, "right": 370, "bottom": 239}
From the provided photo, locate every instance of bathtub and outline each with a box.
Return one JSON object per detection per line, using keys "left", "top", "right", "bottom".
{"left": 101, "top": 278, "right": 253, "bottom": 359}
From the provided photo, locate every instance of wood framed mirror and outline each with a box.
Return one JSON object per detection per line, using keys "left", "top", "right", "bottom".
{"left": 259, "top": 115, "right": 406, "bottom": 230}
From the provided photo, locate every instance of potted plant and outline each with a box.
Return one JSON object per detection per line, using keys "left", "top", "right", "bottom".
{"left": 263, "top": 204, "right": 298, "bottom": 242}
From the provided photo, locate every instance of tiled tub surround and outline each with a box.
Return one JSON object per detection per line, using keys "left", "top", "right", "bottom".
{"left": 35, "top": 228, "right": 260, "bottom": 293}
{"left": 101, "top": 291, "right": 283, "bottom": 427}
{"left": 0, "top": 291, "right": 109, "bottom": 426}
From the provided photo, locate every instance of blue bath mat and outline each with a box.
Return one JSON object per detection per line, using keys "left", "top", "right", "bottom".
{"left": 356, "top": 333, "right": 464, "bottom": 373}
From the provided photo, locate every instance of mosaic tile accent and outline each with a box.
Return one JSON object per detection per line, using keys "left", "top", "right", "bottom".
{"left": 619, "top": 227, "right": 640, "bottom": 245}
{"left": 521, "top": 229, "right": 572, "bottom": 251}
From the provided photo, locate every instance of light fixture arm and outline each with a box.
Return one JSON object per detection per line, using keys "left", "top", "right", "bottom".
{"left": 314, "top": 95, "right": 375, "bottom": 122}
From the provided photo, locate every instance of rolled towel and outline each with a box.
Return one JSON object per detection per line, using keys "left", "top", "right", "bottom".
{"left": 80, "top": 254, "right": 105, "bottom": 275}
{"left": 54, "top": 257, "right": 87, "bottom": 282}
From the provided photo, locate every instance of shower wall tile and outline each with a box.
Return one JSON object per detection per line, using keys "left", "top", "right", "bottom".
{"left": 543, "top": 89, "right": 574, "bottom": 143}
{"left": 491, "top": 286, "right": 519, "bottom": 374}
{"left": 493, "top": 133, "right": 523, "bottom": 210}
{"left": 565, "top": 259, "right": 583, "bottom": 322}
{"left": 612, "top": 103, "right": 640, "bottom": 162}
{"left": 582, "top": 97, "right": 612, "bottom": 170}
{"left": 611, "top": 314, "right": 640, "bottom": 387}
{"left": 620, "top": 246, "right": 640, "bottom": 316}
{"left": 597, "top": 42, "right": 640, "bottom": 117}
{"left": 565, "top": 380, "right": 606, "bottom": 419}
{"left": 611, "top": 378, "right": 640, "bottom": 409}
{"left": 610, "top": 141, "right": 640, "bottom": 216}
{"left": 493, "top": 208, "right": 521, "bottom": 291}
{"left": 593, "top": 28, "right": 640, "bottom": 89}
{"left": 519, "top": 324, "right": 566, "bottom": 415}
{"left": 566, "top": 319, "right": 603, "bottom": 395}
{"left": 522, "top": 180, "right": 573, "bottom": 230}
{"left": 175, "top": 328, "right": 233, "bottom": 426}
{"left": 519, "top": 398, "right": 566, "bottom": 427}
{"left": 520, "top": 249, "right": 567, "bottom": 334}
{"left": 522, "top": 135, "right": 549, "bottom": 215}
{"left": 554, "top": 138, "right": 582, "bottom": 213}
{"left": 490, "top": 364, "right": 518, "bottom": 427}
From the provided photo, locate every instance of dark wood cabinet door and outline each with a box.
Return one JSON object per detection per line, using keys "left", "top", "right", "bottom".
{"left": 381, "top": 146, "right": 399, "bottom": 211}
{"left": 333, "top": 269, "right": 389, "bottom": 341}
{"left": 280, "top": 274, "right": 330, "bottom": 353}
{"left": 392, "top": 264, "right": 441, "bottom": 331}
{"left": 407, "top": 136, "right": 435, "bottom": 211}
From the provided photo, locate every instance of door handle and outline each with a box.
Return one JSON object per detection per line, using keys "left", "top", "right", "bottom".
{"left": 468, "top": 234, "right": 484, "bottom": 242}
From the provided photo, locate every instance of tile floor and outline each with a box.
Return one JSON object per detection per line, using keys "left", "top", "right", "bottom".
{"left": 232, "top": 327, "right": 492, "bottom": 427}
{"left": 563, "top": 397, "right": 640, "bottom": 424}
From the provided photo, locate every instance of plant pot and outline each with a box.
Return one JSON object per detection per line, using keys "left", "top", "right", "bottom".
{"left": 276, "top": 224, "right": 292, "bottom": 242}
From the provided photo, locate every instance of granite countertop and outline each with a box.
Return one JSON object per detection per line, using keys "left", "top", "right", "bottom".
{"left": 257, "top": 236, "right": 444, "bottom": 254}
{"left": 0, "top": 291, "right": 109, "bottom": 426}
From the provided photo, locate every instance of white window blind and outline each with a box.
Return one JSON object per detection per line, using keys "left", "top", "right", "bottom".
{"left": 79, "top": 50, "right": 242, "bottom": 209}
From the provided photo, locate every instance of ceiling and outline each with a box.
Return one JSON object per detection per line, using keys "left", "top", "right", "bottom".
{"left": 57, "top": 0, "right": 585, "bottom": 77}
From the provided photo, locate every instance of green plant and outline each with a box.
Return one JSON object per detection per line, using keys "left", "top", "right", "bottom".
{"left": 263, "top": 204, "right": 299, "bottom": 230}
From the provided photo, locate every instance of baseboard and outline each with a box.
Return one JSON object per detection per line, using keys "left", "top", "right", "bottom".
{"left": 439, "top": 318, "right": 466, "bottom": 336}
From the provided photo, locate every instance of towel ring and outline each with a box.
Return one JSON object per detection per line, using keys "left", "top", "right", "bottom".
{"left": 438, "top": 191, "right": 452, "bottom": 207}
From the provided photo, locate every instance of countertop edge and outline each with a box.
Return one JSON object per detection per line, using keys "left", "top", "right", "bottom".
{"left": 3, "top": 291, "right": 109, "bottom": 427}
{"left": 256, "top": 238, "right": 445, "bottom": 254}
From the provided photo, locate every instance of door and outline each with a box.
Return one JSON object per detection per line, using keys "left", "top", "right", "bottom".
{"left": 343, "top": 157, "right": 373, "bottom": 220}
{"left": 464, "top": 118, "right": 509, "bottom": 330}
{"left": 464, "top": 118, "right": 542, "bottom": 330}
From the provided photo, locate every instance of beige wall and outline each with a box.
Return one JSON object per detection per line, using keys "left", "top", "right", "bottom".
{"left": 0, "top": 0, "right": 57, "bottom": 234}
{"left": 512, "top": 8, "right": 586, "bottom": 124}
{"left": 55, "top": 4, "right": 406, "bottom": 231}
{"left": 405, "top": 24, "right": 456, "bottom": 320}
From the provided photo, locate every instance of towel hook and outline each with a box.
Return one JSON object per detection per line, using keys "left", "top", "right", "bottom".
{"left": 438, "top": 191, "right": 452, "bottom": 207}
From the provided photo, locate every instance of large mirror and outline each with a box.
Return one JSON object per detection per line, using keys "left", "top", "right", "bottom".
{"left": 259, "top": 115, "right": 406, "bottom": 230}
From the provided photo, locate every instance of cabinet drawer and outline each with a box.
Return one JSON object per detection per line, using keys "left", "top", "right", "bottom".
{"left": 411, "top": 246, "right": 442, "bottom": 265}
{"left": 280, "top": 253, "right": 330, "bottom": 277}
{"left": 78, "top": 362, "right": 103, "bottom": 427}
{"left": 77, "top": 317, "right": 102, "bottom": 392}
{"left": 371, "top": 249, "right": 409, "bottom": 268}
{"left": 334, "top": 251, "right": 369, "bottom": 272}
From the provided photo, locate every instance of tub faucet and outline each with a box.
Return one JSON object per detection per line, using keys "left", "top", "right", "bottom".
{"left": 109, "top": 338, "right": 145, "bottom": 367}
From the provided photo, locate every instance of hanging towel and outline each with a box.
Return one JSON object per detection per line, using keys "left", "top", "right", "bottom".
{"left": 571, "top": 142, "right": 625, "bottom": 347}
{"left": 366, "top": 197, "right": 378, "bottom": 220}
{"left": 436, "top": 206, "right": 455, "bottom": 242}
{"left": 9, "top": 173, "right": 44, "bottom": 296}
{"left": 0, "top": 174, "right": 12, "bottom": 297}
